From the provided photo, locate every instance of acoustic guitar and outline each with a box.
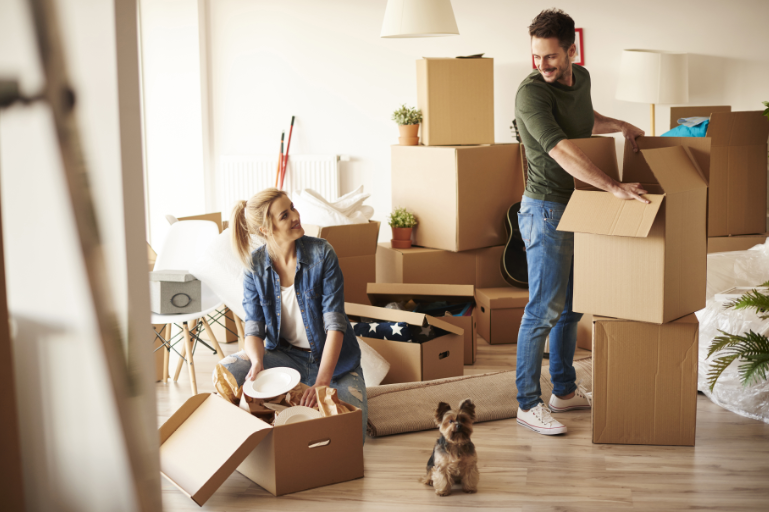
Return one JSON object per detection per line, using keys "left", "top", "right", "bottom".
{"left": 501, "top": 119, "right": 529, "bottom": 289}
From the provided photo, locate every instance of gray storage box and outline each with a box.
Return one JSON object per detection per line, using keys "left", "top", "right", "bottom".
{"left": 149, "top": 270, "right": 201, "bottom": 315}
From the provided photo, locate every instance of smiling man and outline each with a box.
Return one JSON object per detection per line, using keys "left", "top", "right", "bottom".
{"left": 514, "top": 9, "right": 649, "bottom": 436}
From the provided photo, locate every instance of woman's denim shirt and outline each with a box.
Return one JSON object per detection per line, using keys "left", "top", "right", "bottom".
{"left": 242, "top": 236, "right": 361, "bottom": 379}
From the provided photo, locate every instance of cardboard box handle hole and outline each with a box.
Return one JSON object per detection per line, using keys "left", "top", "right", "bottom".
{"left": 481, "top": 306, "right": 485, "bottom": 313}
{"left": 439, "top": 351, "right": 450, "bottom": 360}
{"left": 308, "top": 439, "right": 331, "bottom": 449}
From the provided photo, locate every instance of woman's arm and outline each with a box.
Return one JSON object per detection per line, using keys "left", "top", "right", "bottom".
{"left": 301, "top": 330, "right": 344, "bottom": 408}
{"left": 244, "top": 335, "right": 266, "bottom": 381}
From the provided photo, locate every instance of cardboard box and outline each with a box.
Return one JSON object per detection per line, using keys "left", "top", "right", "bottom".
{"left": 708, "top": 234, "right": 769, "bottom": 253}
{"left": 592, "top": 315, "right": 698, "bottom": 446}
{"left": 576, "top": 313, "right": 593, "bottom": 351}
{"left": 159, "top": 393, "right": 363, "bottom": 504}
{"left": 474, "top": 287, "right": 529, "bottom": 345}
{"left": 367, "top": 282, "right": 477, "bottom": 365}
{"left": 376, "top": 243, "right": 509, "bottom": 288}
{"left": 391, "top": 144, "right": 524, "bottom": 252}
{"left": 416, "top": 57, "right": 494, "bottom": 146}
{"left": 668, "top": 107, "right": 769, "bottom": 237}
{"left": 200, "top": 306, "right": 239, "bottom": 343}
{"left": 558, "top": 139, "right": 708, "bottom": 324}
{"left": 304, "top": 221, "right": 381, "bottom": 305}
{"left": 346, "top": 301, "right": 464, "bottom": 384}
{"left": 178, "top": 212, "right": 223, "bottom": 233}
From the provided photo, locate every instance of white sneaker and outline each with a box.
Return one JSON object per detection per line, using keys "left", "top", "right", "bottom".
{"left": 548, "top": 379, "right": 593, "bottom": 413}
{"left": 517, "top": 403, "right": 567, "bottom": 435}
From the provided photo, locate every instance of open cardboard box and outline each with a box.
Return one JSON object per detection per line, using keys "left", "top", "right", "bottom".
{"left": 159, "top": 393, "right": 364, "bottom": 505}
{"left": 708, "top": 233, "right": 769, "bottom": 253}
{"left": 367, "top": 282, "right": 477, "bottom": 365}
{"left": 474, "top": 287, "right": 529, "bottom": 345}
{"left": 304, "top": 221, "right": 380, "bottom": 304}
{"left": 592, "top": 314, "right": 698, "bottom": 446}
{"left": 345, "top": 301, "right": 464, "bottom": 384}
{"left": 558, "top": 138, "right": 708, "bottom": 324}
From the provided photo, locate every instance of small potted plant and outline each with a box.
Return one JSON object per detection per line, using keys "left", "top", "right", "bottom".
{"left": 388, "top": 207, "right": 418, "bottom": 249}
{"left": 392, "top": 104, "right": 423, "bottom": 146}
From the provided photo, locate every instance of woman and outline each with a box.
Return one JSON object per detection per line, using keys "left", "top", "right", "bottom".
{"left": 220, "top": 188, "right": 367, "bottom": 441}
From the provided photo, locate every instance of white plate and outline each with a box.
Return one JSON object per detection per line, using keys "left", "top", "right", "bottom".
{"left": 243, "top": 367, "right": 301, "bottom": 399}
{"left": 274, "top": 406, "right": 322, "bottom": 426}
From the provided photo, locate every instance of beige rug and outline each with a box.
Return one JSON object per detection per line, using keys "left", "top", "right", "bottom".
{"left": 366, "top": 357, "right": 593, "bottom": 437}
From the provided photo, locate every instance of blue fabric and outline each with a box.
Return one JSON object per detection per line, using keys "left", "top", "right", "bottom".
{"left": 515, "top": 196, "right": 582, "bottom": 411}
{"left": 353, "top": 321, "right": 412, "bottom": 342}
{"left": 242, "top": 236, "right": 361, "bottom": 379}
{"left": 661, "top": 119, "right": 709, "bottom": 137}
{"left": 219, "top": 348, "right": 367, "bottom": 443}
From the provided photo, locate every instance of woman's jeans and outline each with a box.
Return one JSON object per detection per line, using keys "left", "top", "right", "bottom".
{"left": 516, "top": 195, "right": 582, "bottom": 411}
{"left": 221, "top": 345, "right": 368, "bottom": 443}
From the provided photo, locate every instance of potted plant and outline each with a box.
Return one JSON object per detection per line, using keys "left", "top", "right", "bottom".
{"left": 388, "top": 207, "right": 418, "bottom": 249}
{"left": 392, "top": 104, "right": 423, "bottom": 146}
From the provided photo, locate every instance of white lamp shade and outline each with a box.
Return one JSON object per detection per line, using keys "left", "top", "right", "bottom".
{"left": 380, "top": 0, "right": 459, "bottom": 38}
{"left": 616, "top": 50, "right": 689, "bottom": 105}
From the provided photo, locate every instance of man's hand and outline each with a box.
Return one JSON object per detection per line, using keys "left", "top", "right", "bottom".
{"left": 245, "top": 360, "right": 264, "bottom": 382}
{"left": 300, "top": 378, "right": 331, "bottom": 409}
{"left": 612, "top": 182, "right": 649, "bottom": 203}
{"left": 621, "top": 122, "right": 645, "bottom": 152}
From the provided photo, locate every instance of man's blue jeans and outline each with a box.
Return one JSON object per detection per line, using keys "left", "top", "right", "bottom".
{"left": 516, "top": 195, "right": 582, "bottom": 411}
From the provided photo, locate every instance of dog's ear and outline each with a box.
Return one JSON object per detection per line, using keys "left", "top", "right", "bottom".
{"left": 458, "top": 399, "right": 475, "bottom": 422}
{"left": 434, "top": 402, "right": 451, "bottom": 426}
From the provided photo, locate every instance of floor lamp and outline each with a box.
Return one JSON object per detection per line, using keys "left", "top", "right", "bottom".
{"left": 380, "top": 0, "right": 459, "bottom": 38}
{"left": 616, "top": 50, "right": 689, "bottom": 136}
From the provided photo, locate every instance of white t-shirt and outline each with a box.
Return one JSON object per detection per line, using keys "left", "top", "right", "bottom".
{"left": 279, "top": 284, "right": 311, "bottom": 349}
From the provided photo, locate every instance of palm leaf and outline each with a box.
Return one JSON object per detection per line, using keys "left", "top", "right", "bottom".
{"left": 760, "top": 279, "right": 769, "bottom": 287}
{"left": 707, "top": 353, "right": 740, "bottom": 392}
{"left": 707, "top": 330, "right": 745, "bottom": 358}
{"left": 738, "top": 353, "right": 769, "bottom": 387}
{"left": 724, "top": 289, "right": 769, "bottom": 319}
{"left": 708, "top": 330, "right": 769, "bottom": 391}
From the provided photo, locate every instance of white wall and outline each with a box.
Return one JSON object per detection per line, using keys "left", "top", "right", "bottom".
{"left": 0, "top": 0, "right": 160, "bottom": 510}
{"left": 142, "top": 0, "right": 769, "bottom": 246}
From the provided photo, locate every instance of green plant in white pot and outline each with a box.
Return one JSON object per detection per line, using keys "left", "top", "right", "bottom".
{"left": 388, "top": 207, "right": 418, "bottom": 248}
{"left": 392, "top": 104, "right": 422, "bottom": 146}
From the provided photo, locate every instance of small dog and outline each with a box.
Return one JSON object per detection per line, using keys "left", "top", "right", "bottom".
{"left": 420, "top": 399, "right": 479, "bottom": 496}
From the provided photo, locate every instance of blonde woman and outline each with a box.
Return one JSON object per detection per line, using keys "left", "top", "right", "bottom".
{"left": 219, "top": 188, "right": 367, "bottom": 442}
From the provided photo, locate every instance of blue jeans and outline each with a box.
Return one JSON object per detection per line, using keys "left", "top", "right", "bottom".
{"left": 516, "top": 196, "right": 582, "bottom": 411}
{"left": 222, "top": 345, "right": 368, "bottom": 443}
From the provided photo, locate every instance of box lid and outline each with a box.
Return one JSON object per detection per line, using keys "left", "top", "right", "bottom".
{"left": 367, "top": 283, "right": 474, "bottom": 303}
{"left": 640, "top": 146, "right": 708, "bottom": 194}
{"left": 707, "top": 111, "right": 769, "bottom": 147}
{"left": 304, "top": 221, "right": 381, "bottom": 258}
{"left": 150, "top": 269, "right": 197, "bottom": 282}
{"left": 159, "top": 394, "right": 272, "bottom": 506}
{"left": 345, "top": 302, "right": 463, "bottom": 335}
{"left": 557, "top": 190, "right": 664, "bottom": 238}
{"left": 622, "top": 137, "right": 711, "bottom": 184}
{"left": 475, "top": 287, "right": 529, "bottom": 308}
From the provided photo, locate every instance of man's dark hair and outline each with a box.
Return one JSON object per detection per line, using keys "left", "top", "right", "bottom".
{"left": 528, "top": 9, "right": 575, "bottom": 52}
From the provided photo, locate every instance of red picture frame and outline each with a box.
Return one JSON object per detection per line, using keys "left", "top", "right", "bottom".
{"left": 531, "top": 28, "right": 584, "bottom": 69}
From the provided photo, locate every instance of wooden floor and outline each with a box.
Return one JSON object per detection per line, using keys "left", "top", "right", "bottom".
{"left": 156, "top": 337, "right": 769, "bottom": 511}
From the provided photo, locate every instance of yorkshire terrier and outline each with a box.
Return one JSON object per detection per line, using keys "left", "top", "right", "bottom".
{"left": 420, "top": 399, "right": 479, "bottom": 496}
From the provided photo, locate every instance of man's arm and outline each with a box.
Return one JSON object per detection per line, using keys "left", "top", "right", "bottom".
{"left": 549, "top": 140, "right": 649, "bottom": 203}
{"left": 593, "top": 110, "right": 645, "bottom": 152}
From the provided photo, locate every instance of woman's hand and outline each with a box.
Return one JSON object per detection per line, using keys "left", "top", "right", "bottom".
{"left": 300, "top": 378, "right": 331, "bottom": 408}
{"left": 245, "top": 360, "right": 264, "bottom": 382}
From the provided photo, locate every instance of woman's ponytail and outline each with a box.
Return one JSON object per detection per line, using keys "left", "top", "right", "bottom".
{"left": 230, "top": 199, "right": 252, "bottom": 269}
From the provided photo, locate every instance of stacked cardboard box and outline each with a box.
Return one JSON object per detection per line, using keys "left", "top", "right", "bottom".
{"left": 378, "top": 57, "right": 530, "bottom": 360}
{"left": 558, "top": 137, "right": 706, "bottom": 446}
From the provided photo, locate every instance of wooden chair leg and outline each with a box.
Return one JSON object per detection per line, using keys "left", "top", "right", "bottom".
{"left": 162, "top": 324, "right": 170, "bottom": 383}
{"left": 173, "top": 331, "right": 186, "bottom": 382}
{"left": 183, "top": 322, "right": 197, "bottom": 395}
{"left": 201, "top": 317, "right": 226, "bottom": 359}
{"left": 234, "top": 315, "right": 245, "bottom": 351}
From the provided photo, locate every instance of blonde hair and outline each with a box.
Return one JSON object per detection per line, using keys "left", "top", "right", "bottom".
{"left": 230, "top": 188, "right": 288, "bottom": 269}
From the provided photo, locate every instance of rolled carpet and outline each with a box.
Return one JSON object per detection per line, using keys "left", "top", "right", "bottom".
{"left": 366, "top": 357, "right": 593, "bottom": 437}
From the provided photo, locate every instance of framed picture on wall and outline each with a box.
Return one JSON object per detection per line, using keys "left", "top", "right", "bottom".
{"left": 531, "top": 28, "right": 585, "bottom": 68}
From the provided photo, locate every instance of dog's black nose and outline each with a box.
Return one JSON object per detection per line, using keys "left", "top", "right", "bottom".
{"left": 454, "top": 423, "right": 462, "bottom": 432}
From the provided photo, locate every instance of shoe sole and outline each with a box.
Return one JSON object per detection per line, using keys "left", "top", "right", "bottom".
{"left": 548, "top": 404, "right": 592, "bottom": 413}
{"left": 516, "top": 417, "right": 567, "bottom": 435}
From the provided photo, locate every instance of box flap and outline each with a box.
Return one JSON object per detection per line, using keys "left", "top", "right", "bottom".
{"left": 159, "top": 394, "right": 272, "bottom": 506}
{"left": 345, "top": 302, "right": 463, "bottom": 335}
{"left": 367, "top": 282, "right": 475, "bottom": 303}
{"left": 570, "top": 137, "right": 621, "bottom": 187}
{"left": 423, "top": 315, "right": 464, "bottom": 336}
{"left": 669, "top": 105, "right": 731, "bottom": 130}
{"left": 622, "top": 137, "right": 711, "bottom": 184}
{"left": 304, "top": 221, "right": 381, "bottom": 258}
{"left": 475, "top": 287, "right": 529, "bottom": 308}
{"left": 640, "top": 146, "right": 708, "bottom": 193}
{"left": 557, "top": 190, "right": 664, "bottom": 238}
{"left": 708, "top": 111, "right": 769, "bottom": 147}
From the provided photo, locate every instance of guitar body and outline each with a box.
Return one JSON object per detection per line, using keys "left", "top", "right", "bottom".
{"left": 501, "top": 202, "right": 528, "bottom": 289}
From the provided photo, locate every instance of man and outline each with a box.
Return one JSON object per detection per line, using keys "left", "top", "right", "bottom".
{"left": 514, "top": 9, "right": 649, "bottom": 436}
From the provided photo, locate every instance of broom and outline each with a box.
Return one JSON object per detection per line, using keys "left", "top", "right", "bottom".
{"left": 274, "top": 130, "right": 285, "bottom": 188}
{"left": 279, "top": 116, "right": 295, "bottom": 190}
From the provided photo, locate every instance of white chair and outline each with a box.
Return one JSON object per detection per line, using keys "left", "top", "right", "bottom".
{"left": 152, "top": 220, "right": 223, "bottom": 395}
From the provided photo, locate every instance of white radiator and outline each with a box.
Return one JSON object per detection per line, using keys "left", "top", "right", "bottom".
{"left": 218, "top": 154, "right": 340, "bottom": 216}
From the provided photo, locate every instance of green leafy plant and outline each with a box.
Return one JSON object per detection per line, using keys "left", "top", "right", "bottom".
{"left": 391, "top": 104, "right": 422, "bottom": 126}
{"left": 707, "top": 280, "right": 769, "bottom": 392}
{"left": 763, "top": 100, "right": 769, "bottom": 121}
{"left": 388, "top": 207, "right": 418, "bottom": 228}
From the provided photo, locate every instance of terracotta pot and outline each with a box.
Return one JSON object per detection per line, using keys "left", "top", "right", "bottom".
{"left": 390, "top": 239, "right": 412, "bottom": 249}
{"left": 391, "top": 227, "right": 413, "bottom": 248}
{"left": 398, "top": 124, "right": 420, "bottom": 145}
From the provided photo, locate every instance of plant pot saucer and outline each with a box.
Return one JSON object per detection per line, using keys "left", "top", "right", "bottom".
{"left": 390, "top": 239, "right": 412, "bottom": 249}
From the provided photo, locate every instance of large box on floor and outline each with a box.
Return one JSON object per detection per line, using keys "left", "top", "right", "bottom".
{"left": 558, "top": 139, "right": 708, "bottom": 324}
{"left": 200, "top": 306, "right": 238, "bottom": 343}
{"left": 708, "top": 234, "right": 769, "bottom": 253}
{"left": 416, "top": 57, "right": 494, "bottom": 146}
{"left": 346, "top": 302, "right": 464, "bottom": 384}
{"left": 474, "top": 287, "right": 529, "bottom": 345}
{"left": 592, "top": 315, "right": 698, "bottom": 446}
{"left": 668, "top": 107, "right": 769, "bottom": 236}
{"left": 391, "top": 144, "right": 524, "bottom": 252}
{"left": 376, "top": 243, "right": 509, "bottom": 288}
{"left": 304, "top": 221, "right": 381, "bottom": 305}
{"left": 576, "top": 313, "right": 593, "bottom": 351}
{"left": 367, "top": 283, "right": 477, "bottom": 365}
{"left": 159, "top": 394, "right": 363, "bottom": 504}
